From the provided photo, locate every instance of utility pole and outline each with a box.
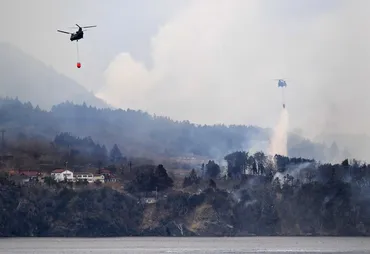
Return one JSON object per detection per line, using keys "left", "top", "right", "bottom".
{"left": 129, "top": 161, "right": 132, "bottom": 173}
{"left": 68, "top": 144, "right": 71, "bottom": 166}
{"left": 1, "top": 129, "right": 5, "bottom": 153}
{"left": 0, "top": 129, "right": 5, "bottom": 164}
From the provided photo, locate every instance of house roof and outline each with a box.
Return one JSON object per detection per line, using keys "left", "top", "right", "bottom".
{"left": 100, "top": 169, "right": 111, "bottom": 174}
{"left": 52, "top": 169, "right": 67, "bottom": 173}
{"left": 8, "top": 169, "right": 17, "bottom": 175}
{"left": 18, "top": 170, "right": 40, "bottom": 177}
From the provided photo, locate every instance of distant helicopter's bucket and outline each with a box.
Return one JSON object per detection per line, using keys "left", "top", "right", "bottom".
{"left": 77, "top": 62, "right": 81, "bottom": 68}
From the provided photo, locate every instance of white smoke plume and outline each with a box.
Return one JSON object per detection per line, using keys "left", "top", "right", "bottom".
{"left": 95, "top": 0, "right": 370, "bottom": 162}
{"left": 268, "top": 108, "right": 289, "bottom": 157}
{"left": 273, "top": 161, "right": 313, "bottom": 184}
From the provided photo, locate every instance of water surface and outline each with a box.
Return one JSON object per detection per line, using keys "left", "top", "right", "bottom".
{"left": 0, "top": 237, "right": 369, "bottom": 253}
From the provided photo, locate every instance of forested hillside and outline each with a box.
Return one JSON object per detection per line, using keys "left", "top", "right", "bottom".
{"left": 0, "top": 97, "right": 368, "bottom": 237}
{"left": 1, "top": 151, "right": 370, "bottom": 237}
{"left": 0, "top": 97, "right": 341, "bottom": 161}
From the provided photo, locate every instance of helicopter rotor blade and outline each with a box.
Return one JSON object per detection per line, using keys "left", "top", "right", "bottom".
{"left": 76, "top": 24, "right": 81, "bottom": 28}
{"left": 81, "top": 25, "right": 97, "bottom": 29}
{"left": 57, "top": 30, "right": 71, "bottom": 35}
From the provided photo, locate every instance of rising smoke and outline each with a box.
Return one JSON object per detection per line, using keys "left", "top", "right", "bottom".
{"left": 95, "top": 1, "right": 370, "bottom": 162}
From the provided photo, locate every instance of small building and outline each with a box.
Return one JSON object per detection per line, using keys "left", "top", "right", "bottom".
{"left": 97, "top": 169, "right": 118, "bottom": 182}
{"left": 18, "top": 170, "right": 41, "bottom": 181}
{"left": 98, "top": 169, "right": 112, "bottom": 177}
{"left": 9, "top": 175, "right": 30, "bottom": 185}
{"left": 51, "top": 169, "right": 74, "bottom": 182}
{"left": 74, "top": 172, "right": 94, "bottom": 183}
{"left": 144, "top": 197, "right": 157, "bottom": 204}
{"left": 93, "top": 174, "right": 105, "bottom": 183}
{"left": 8, "top": 170, "right": 41, "bottom": 183}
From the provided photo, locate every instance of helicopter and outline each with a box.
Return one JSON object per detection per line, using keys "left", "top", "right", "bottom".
{"left": 57, "top": 24, "right": 97, "bottom": 42}
{"left": 57, "top": 24, "right": 97, "bottom": 68}
{"left": 274, "top": 79, "right": 287, "bottom": 108}
{"left": 277, "top": 79, "right": 287, "bottom": 88}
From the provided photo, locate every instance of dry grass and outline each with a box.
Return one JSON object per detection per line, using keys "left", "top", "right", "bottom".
{"left": 140, "top": 204, "right": 171, "bottom": 230}
{"left": 186, "top": 203, "right": 216, "bottom": 232}
{"left": 140, "top": 204, "right": 159, "bottom": 230}
{"left": 167, "top": 169, "right": 189, "bottom": 190}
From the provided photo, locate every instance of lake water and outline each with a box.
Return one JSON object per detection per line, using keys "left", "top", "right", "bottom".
{"left": 0, "top": 237, "right": 369, "bottom": 253}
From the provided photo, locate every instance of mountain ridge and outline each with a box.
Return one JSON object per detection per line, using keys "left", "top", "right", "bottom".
{"left": 0, "top": 42, "right": 109, "bottom": 110}
{"left": 0, "top": 96, "right": 340, "bottom": 163}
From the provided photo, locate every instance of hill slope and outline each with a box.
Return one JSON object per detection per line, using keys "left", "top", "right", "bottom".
{"left": 0, "top": 97, "right": 336, "bottom": 162}
{"left": 0, "top": 42, "right": 108, "bottom": 109}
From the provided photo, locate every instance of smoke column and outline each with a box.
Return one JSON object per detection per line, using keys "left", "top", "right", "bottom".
{"left": 268, "top": 108, "right": 289, "bottom": 157}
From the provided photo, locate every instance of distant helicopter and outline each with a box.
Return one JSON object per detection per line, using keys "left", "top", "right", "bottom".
{"left": 274, "top": 79, "right": 287, "bottom": 109}
{"left": 57, "top": 24, "right": 96, "bottom": 68}
{"left": 277, "top": 79, "right": 287, "bottom": 88}
{"left": 57, "top": 24, "right": 97, "bottom": 42}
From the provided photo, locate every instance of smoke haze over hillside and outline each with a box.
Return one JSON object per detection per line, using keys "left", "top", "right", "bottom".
{"left": 97, "top": 1, "right": 370, "bottom": 138}
{"left": 2, "top": 0, "right": 370, "bottom": 161}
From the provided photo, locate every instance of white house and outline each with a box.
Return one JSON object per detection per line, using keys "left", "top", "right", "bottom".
{"left": 74, "top": 172, "right": 94, "bottom": 183}
{"left": 51, "top": 169, "right": 74, "bottom": 182}
{"left": 74, "top": 172, "right": 105, "bottom": 183}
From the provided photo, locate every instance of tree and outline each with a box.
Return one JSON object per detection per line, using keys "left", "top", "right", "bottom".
{"left": 251, "top": 160, "right": 257, "bottom": 175}
{"left": 253, "top": 151, "right": 267, "bottom": 175}
{"left": 153, "top": 164, "right": 174, "bottom": 191}
{"left": 209, "top": 179, "right": 217, "bottom": 189}
{"left": 224, "top": 151, "right": 248, "bottom": 178}
{"left": 0, "top": 172, "right": 9, "bottom": 185}
{"left": 44, "top": 176, "right": 57, "bottom": 186}
{"left": 183, "top": 169, "right": 200, "bottom": 188}
{"left": 205, "top": 160, "right": 221, "bottom": 178}
{"left": 92, "top": 144, "right": 108, "bottom": 166}
{"left": 109, "top": 144, "right": 123, "bottom": 164}
{"left": 341, "top": 159, "right": 349, "bottom": 167}
{"left": 201, "top": 163, "right": 205, "bottom": 177}
{"left": 274, "top": 155, "right": 290, "bottom": 173}
{"left": 127, "top": 164, "right": 173, "bottom": 192}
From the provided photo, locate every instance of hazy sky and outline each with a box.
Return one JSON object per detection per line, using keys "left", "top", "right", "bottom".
{"left": 2, "top": 0, "right": 370, "bottom": 140}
